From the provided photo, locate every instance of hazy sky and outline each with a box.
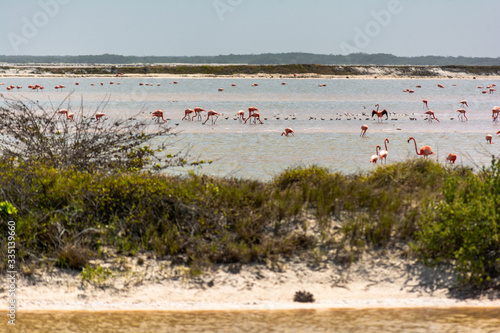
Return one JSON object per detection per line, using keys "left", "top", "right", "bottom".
{"left": 2, "top": 0, "right": 499, "bottom": 57}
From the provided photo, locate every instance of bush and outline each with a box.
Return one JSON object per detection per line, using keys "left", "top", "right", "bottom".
{"left": 0, "top": 95, "right": 193, "bottom": 172}
{"left": 416, "top": 157, "right": 500, "bottom": 286}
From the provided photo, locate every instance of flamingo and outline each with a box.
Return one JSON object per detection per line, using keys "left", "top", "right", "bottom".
{"left": 446, "top": 153, "right": 457, "bottom": 164}
{"left": 182, "top": 108, "right": 195, "bottom": 121}
{"left": 237, "top": 110, "right": 245, "bottom": 122}
{"left": 371, "top": 104, "right": 388, "bottom": 121}
{"left": 422, "top": 99, "right": 429, "bottom": 110}
{"left": 379, "top": 138, "right": 389, "bottom": 164}
{"left": 408, "top": 137, "right": 435, "bottom": 158}
{"left": 248, "top": 106, "right": 259, "bottom": 117}
{"left": 244, "top": 112, "right": 263, "bottom": 124}
{"left": 492, "top": 106, "right": 500, "bottom": 122}
{"left": 152, "top": 110, "right": 166, "bottom": 122}
{"left": 456, "top": 109, "right": 468, "bottom": 121}
{"left": 459, "top": 100, "right": 468, "bottom": 107}
{"left": 95, "top": 113, "right": 106, "bottom": 122}
{"left": 203, "top": 110, "right": 220, "bottom": 125}
{"left": 370, "top": 145, "right": 381, "bottom": 164}
{"left": 360, "top": 124, "right": 368, "bottom": 137}
{"left": 281, "top": 128, "right": 294, "bottom": 136}
{"left": 193, "top": 107, "right": 206, "bottom": 121}
{"left": 486, "top": 134, "right": 494, "bottom": 144}
{"left": 424, "top": 110, "right": 440, "bottom": 122}
{"left": 437, "top": 84, "right": 444, "bottom": 88}
{"left": 57, "top": 109, "right": 74, "bottom": 121}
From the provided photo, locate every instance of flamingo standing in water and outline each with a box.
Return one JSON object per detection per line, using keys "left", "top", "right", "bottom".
{"left": 424, "top": 110, "right": 440, "bottom": 122}
{"left": 422, "top": 99, "right": 429, "bottom": 110}
{"left": 459, "top": 100, "right": 468, "bottom": 107}
{"left": 408, "top": 137, "right": 435, "bottom": 158}
{"left": 182, "top": 108, "right": 195, "bottom": 121}
{"left": 456, "top": 109, "right": 468, "bottom": 121}
{"left": 203, "top": 110, "right": 220, "bottom": 125}
{"left": 492, "top": 106, "right": 500, "bottom": 122}
{"left": 360, "top": 124, "right": 368, "bottom": 137}
{"left": 371, "top": 104, "right": 388, "bottom": 122}
{"left": 486, "top": 134, "right": 494, "bottom": 144}
{"left": 57, "top": 109, "right": 74, "bottom": 121}
{"left": 244, "top": 112, "right": 264, "bottom": 124}
{"left": 248, "top": 106, "right": 259, "bottom": 117}
{"left": 281, "top": 128, "right": 294, "bottom": 136}
{"left": 446, "top": 153, "right": 457, "bottom": 164}
{"left": 95, "top": 113, "right": 106, "bottom": 122}
{"left": 370, "top": 145, "right": 381, "bottom": 164}
{"left": 237, "top": 110, "right": 245, "bottom": 122}
{"left": 193, "top": 107, "right": 206, "bottom": 121}
{"left": 422, "top": 100, "right": 439, "bottom": 122}
{"left": 379, "top": 138, "right": 389, "bottom": 164}
{"left": 152, "top": 110, "right": 166, "bottom": 122}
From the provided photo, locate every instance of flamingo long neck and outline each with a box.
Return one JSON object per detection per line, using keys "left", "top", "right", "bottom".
{"left": 384, "top": 139, "right": 389, "bottom": 151}
{"left": 410, "top": 138, "right": 420, "bottom": 155}
{"left": 376, "top": 104, "right": 379, "bottom": 111}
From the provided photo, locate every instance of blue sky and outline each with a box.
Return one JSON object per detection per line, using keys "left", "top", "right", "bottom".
{"left": 2, "top": 0, "right": 499, "bottom": 57}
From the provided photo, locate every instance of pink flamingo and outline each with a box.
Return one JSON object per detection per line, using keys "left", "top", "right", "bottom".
{"left": 379, "top": 138, "right": 389, "bottom": 164}
{"left": 446, "top": 153, "right": 457, "bottom": 164}
{"left": 422, "top": 99, "right": 429, "bottom": 110}
{"left": 371, "top": 104, "right": 388, "bottom": 121}
{"left": 193, "top": 107, "right": 206, "bottom": 121}
{"left": 456, "top": 109, "right": 468, "bottom": 121}
{"left": 182, "top": 108, "right": 195, "bottom": 121}
{"left": 492, "top": 106, "right": 500, "bottom": 122}
{"left": 95, "top": 113, "right": 106, "bottom": 122}
{"left": 360, "top": 124, "right": 368, "bottom": 137}
{"left": 486, "top": 134, "right": 494, "bottom": 144}
{"left": 281, "top": 128, "right": 294, "bottom": 136}
{"left": 57, "top": 109, "right": 74, "bottom": 121}
{"left": 248, "top": 106, "right": 259, "bottom": 117}
{"left": 424, "top": 110, "right": 439, "bottom": 122}
{"left": 370, "top": 145, "right": 381, "bottom": 164}
{"left": 408, "top": 137, "right": 435, "bottom": 158}
{"left": 459, "top": 100, "right": 468, "bottom": 107}
{"left": 203, "top": 110, "right": 220, "bottom": 125}
{"left": 237, "top": 110, "right": 245, "bottom": 122}
{"left": 152, "top": 110, "right": 166, "bottom": 122}
{"left": 244, "top": 112, "right": 263, "bottom": 124}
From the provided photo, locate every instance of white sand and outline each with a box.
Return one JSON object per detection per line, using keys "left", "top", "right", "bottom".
{"left": 1, "top": 65, "right": 499, "bottom": 80}
{"left": 5, "top": 249, "right": 499, "bottom": 312}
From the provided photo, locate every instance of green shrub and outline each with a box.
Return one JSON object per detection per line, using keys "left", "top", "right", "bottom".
{"left": 416, "top": 158, "right": 500, "bottom": 286}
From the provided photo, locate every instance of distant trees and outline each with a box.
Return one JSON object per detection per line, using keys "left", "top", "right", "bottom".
{"left": 1, "top": 53, "right": 500, "bottom": 66}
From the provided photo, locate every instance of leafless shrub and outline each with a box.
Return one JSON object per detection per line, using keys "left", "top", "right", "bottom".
{"left": 0, "top": 95, "right": 191, "bottom": 171}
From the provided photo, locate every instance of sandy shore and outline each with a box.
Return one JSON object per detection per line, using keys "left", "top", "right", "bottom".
{"left": 4, "top": 249, "right": 499, "bottom": 312}
{"left": 1, "top": 65, "right": 500, "bottom": 80}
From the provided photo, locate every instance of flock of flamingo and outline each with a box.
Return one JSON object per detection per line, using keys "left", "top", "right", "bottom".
{"left": 1, "top": 78, "right": 499, "bottom": 167}
{"left": 363, "top": 96, "right": 500, "bottom": 165}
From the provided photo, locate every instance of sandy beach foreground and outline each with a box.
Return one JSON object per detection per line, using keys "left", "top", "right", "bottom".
{"left": 5, "top": 249, "right": 500, "bottom": 312}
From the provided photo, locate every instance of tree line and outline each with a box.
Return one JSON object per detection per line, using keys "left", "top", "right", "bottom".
{"left": 1, "top": 53, "right": 500, "bottom": 66}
